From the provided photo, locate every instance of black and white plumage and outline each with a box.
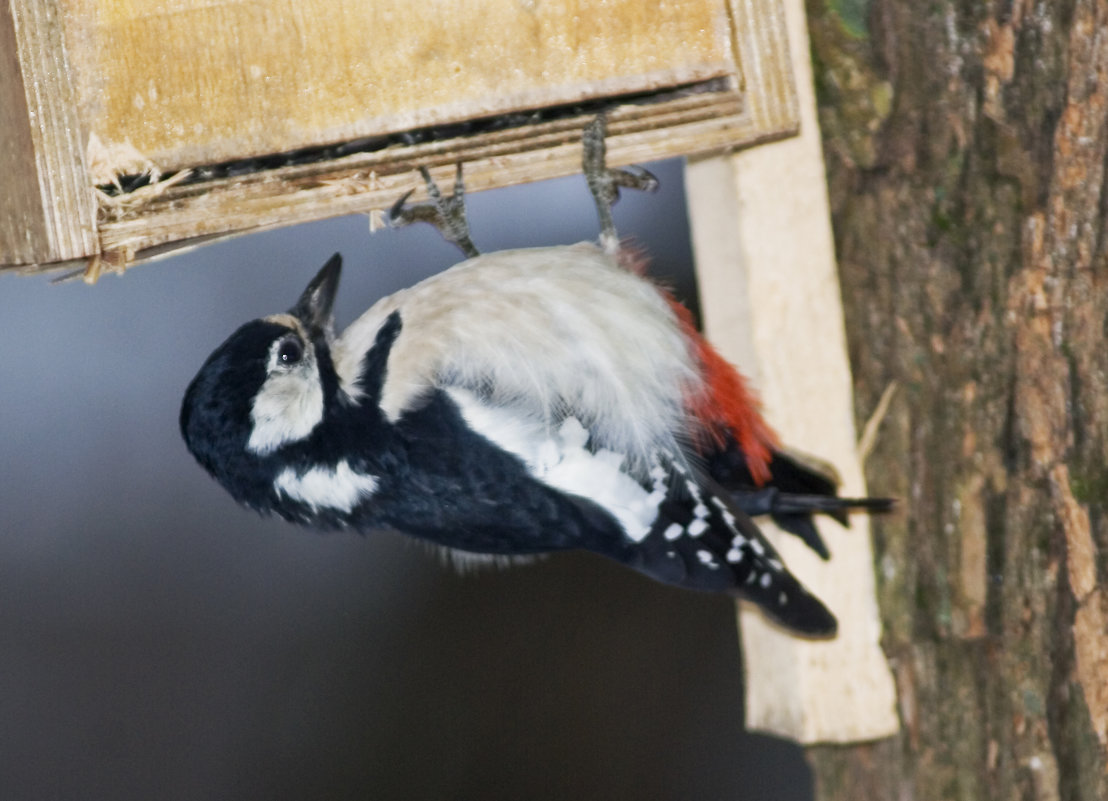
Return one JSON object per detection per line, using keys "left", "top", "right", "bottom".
{"left": 181, "top": 242, "right": 889, "bottom": 637}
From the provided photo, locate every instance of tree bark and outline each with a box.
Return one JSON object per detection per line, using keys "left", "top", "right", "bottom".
{"left": 804, "top": 1, "right": 1108, "bottom": 798}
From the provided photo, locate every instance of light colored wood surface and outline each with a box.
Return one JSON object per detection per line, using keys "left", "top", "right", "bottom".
{"left": 685, "top": 0, "right": 899, "bottom": 745}
{"left": 3, "top": 0, "right": 803, "bottom": 272}
{"left": 64, "top": 0, "right": 735, "bottom": 172}
{"left": 94, "top": 98, "right": 749, "bottom": 267}
{"left": 0, "top": 1, "right": 97, "bottom": 265}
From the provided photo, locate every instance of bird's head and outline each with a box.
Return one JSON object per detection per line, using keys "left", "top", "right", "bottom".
{"left": 180, "top": 254, "right": 343, "bottom": 501}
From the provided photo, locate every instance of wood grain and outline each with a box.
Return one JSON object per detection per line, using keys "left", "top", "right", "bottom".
{"left": 93, "top": 95, "right": 758, "bottom": 266}
{"left": 3, "top": 0, "right": 802, "bottom": 275}
{"left": 687, "top": 0, "right": 898, "bottom": 745}
{"left": 0, "top": 0, "right": 97, "bottom": 265}
{"left": 0, "top": 3, "right": 45, "bottom": 266}
{"left": 63, "top": 0, "right": 736, "bottom": 172}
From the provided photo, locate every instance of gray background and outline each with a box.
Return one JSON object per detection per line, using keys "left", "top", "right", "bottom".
{"left": 0, "top": 161, "right": 810, "bottom": 799}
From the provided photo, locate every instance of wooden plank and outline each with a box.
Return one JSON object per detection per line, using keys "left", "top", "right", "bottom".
{"left": 0, "top": 0, "right": 97, "bottom": 265}
{"left": 63, "top": 0, "right": 737, "bottom": 173}
{"left": 0, "top": 2, "right": 44, "bottom": 266}
{"left": 728, "top": 0, "right": 798, "bottom": 133}
{"left": 83, "top": 0, "right": 806, "bottom": 274}
{"left": 684, "top": 0, "right": 899, "bottom": 745}
{"left": 3, "top": 0, "right": 803, "bottom": 273}
{"left": 93, "top": 95, "right": 755, "bottom": 266}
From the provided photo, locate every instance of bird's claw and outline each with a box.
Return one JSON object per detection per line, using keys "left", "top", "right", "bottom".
{"left": 389, "top": 164, "right": 480, "bottom": 258}
{"left": 610, "top": 164, "right": 659, "bottom": 194}
{"left": 582, "top": 115, "right": 659, "bottom": 253}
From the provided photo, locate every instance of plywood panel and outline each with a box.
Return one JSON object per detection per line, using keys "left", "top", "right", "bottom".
{"left": 1, "top": 0, "right": 97, "bottom": 264}
{"left": 3, "top": 0, "right": 802, "bottom": 272}
{"left": 64, "top": 0, "right": 735, "bottom": 171}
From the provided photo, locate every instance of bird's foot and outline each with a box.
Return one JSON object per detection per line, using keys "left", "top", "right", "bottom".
{"left": 582, "top": 115, "right": 659, "bottom": 253}
{"left": 389, "top": 164, "right": 480, "bottom": 258}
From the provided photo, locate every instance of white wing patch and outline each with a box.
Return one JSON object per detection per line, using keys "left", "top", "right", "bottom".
{"left": 273, "top": 461, "right": 379, "bottom": 512}
{"left": 447, "top": 388, "right": 660, "bottom": 542}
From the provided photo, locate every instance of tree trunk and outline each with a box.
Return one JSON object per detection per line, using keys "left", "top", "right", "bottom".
{"left": 804, "top": 1, "right": 1108, "bottom": 798}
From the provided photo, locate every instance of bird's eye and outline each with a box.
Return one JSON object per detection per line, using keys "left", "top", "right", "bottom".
{"left": 277, "top": 337, "right": 304, "bottom": 365}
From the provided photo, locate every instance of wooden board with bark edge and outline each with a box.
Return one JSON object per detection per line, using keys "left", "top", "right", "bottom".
{"left": 1, "top": 0, "right": 798, "bottom": 273}
{"left": 685, "top": 0, "right": 899, "bottom": 744}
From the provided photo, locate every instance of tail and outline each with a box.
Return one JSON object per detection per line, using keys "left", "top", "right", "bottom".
{"left": 735, "top": 490, "right": 895, "bottom": 519}
{"left": 615, "top": 460, "right": 837, "bottom": 637}
{"left": 708, "top": 442, "right": 894, "bottom": 560}
{"left": 711, "top": 487, "right": 838, "bottom": 636}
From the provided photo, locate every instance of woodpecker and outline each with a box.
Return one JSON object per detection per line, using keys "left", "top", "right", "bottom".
{"left": 181, "top": 118, "right": 889, "bottom": 637}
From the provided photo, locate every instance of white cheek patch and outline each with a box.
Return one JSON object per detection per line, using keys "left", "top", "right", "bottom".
{"left": 273, "top": 461, "right": 379, "bottom": 512}
{"left": 247, "top": 345, "right": 325, "bottom": 455}
{"left": 448, "top": 388, "right": 658, "bottom": 542}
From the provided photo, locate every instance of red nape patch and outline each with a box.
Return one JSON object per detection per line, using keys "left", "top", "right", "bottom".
{"left": 663, "top": 294, "right": 779, "bottom": 485}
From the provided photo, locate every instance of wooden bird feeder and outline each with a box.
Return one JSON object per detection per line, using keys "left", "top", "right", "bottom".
{"left": 1, "top": 0, "right": 898, "bottom": 746}
{"left": 2, "top": 0, "right": 799, "bottom": 274}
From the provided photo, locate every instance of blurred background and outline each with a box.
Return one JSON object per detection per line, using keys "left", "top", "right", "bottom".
{"left": 0, "top": 160, "right": 811, "bottom": 799}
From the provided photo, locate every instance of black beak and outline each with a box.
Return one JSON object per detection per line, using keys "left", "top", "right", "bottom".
{"left": 291, "top": 253, "right": 342, "bottom": 335}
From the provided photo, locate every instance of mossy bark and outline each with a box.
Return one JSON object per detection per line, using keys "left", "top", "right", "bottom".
{"left": 804, "top": 1, "right": 1108, "bottom": 798}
